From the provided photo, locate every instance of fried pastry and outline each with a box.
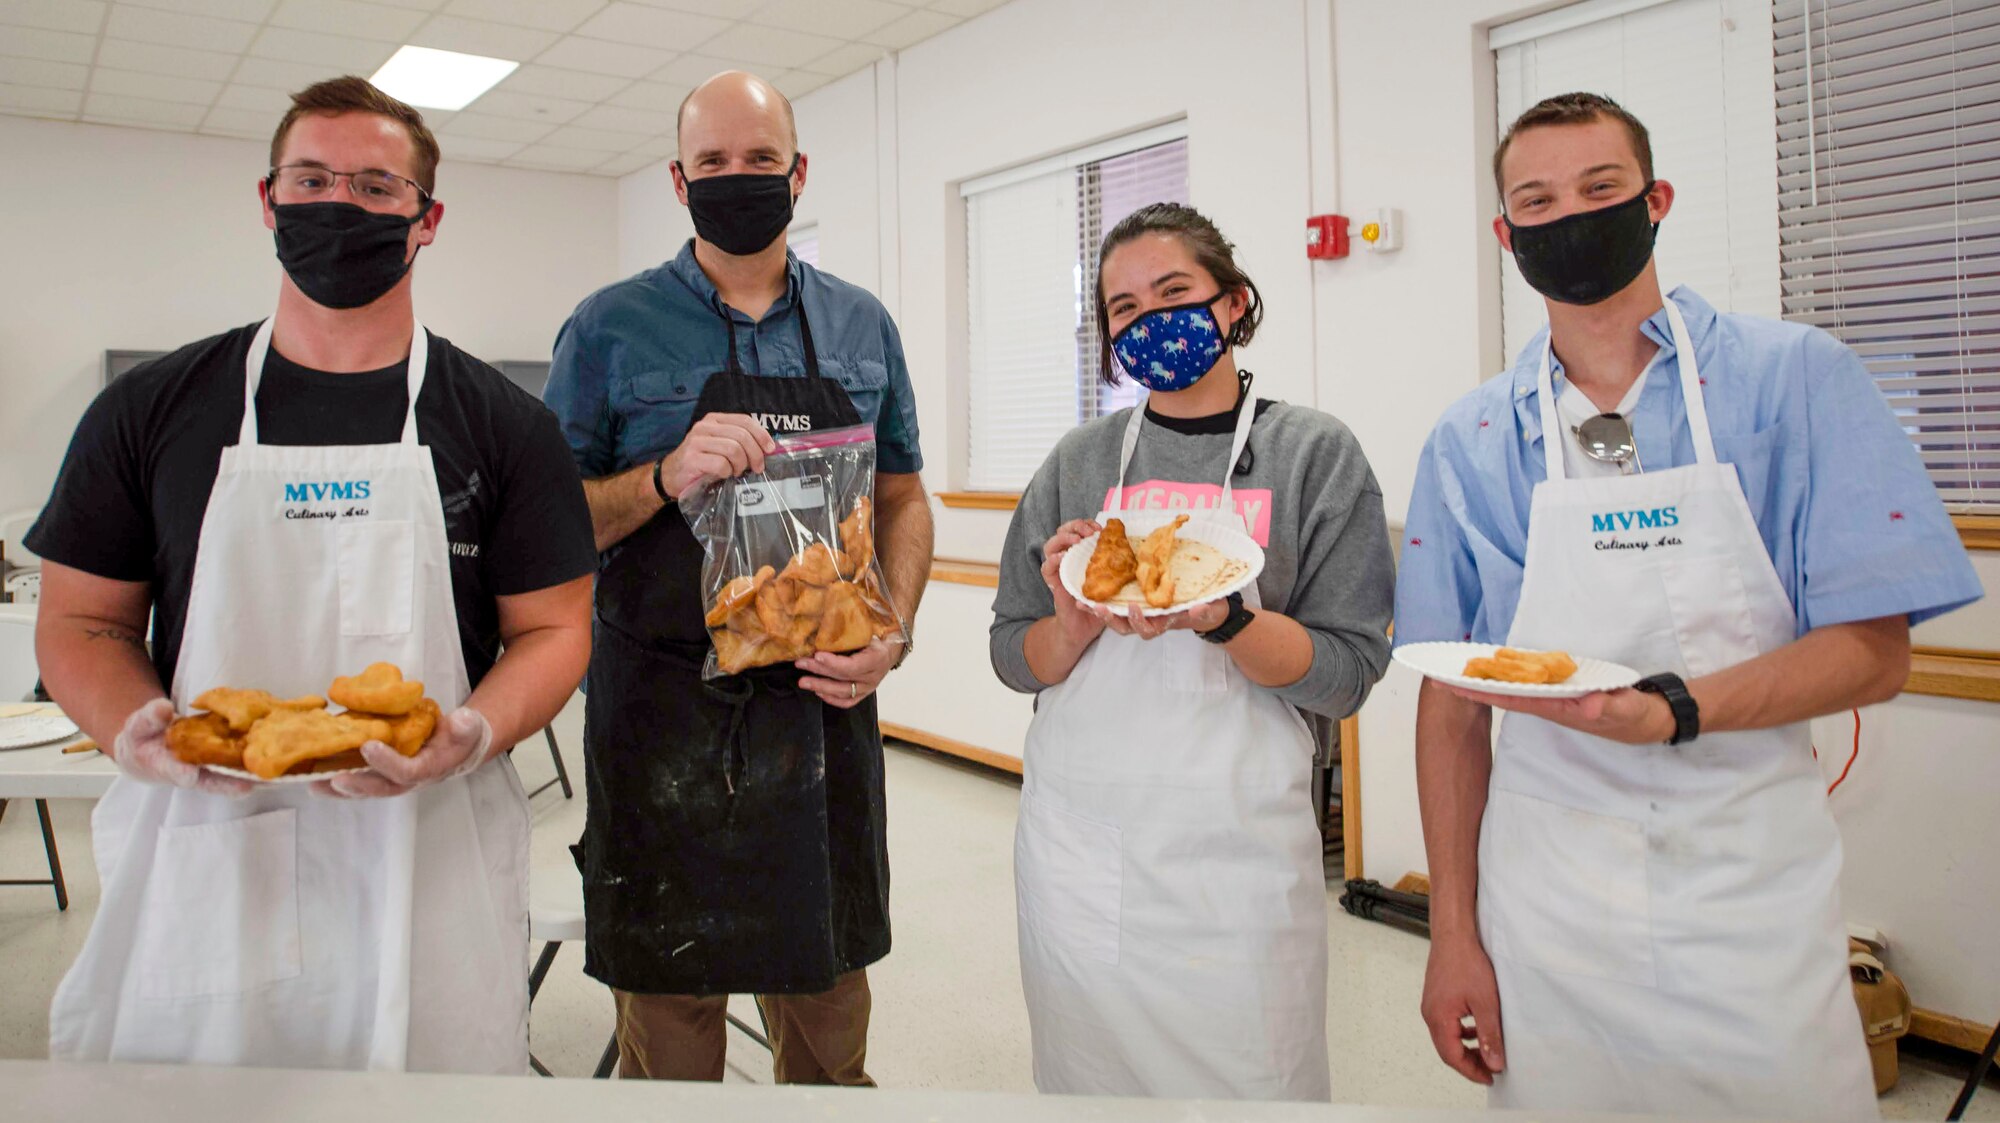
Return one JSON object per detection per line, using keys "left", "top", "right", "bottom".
{"left": 328, "top": 663, "right": 424, "bottom": 716}
{"left": 1462, "top": 647, "right": 1579, "bottom": 685}
{"left": 838, "top": 497, "right": 875, "bottom": 579}
{"left": 1082, "top": 518, "right": 1138, "bottom": 602}
{"left": 814, "top": 581, "right": 877, "bottom": 653}
{"left": 706, "top": 565, "right": 774, "bottom": 628}
{"left": 714, "top": 628, "right": 811, "bottom": 676}
{"left": 192, "top": 687, "right": 326, "bottom": 733}
{"left": 243, "top": 708, "right": 393, "bottom": 780}
{"left": 780, "top": 541, "right": 842, "bottom": 587}
{"left": 1136, "top": 515, "right": 1189, "bottom": 609}
{"left": 167, "top": 712, "right": 248, "bottom": 768}
{"left": 343, "top": 697, "right": 441, "bottom": 757}
{"left": 304, "top": 749, "right": 369, "bottom": 773}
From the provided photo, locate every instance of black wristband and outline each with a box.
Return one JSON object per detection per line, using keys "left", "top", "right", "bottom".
{"left": 1197, "top": 592, "right": 1254, "bottom": 645}
{"left": 1633, "top": 672, "right": 1700, "bottom": 745}
{"left": 652, "top": 455, "right": 671, "bottom": 504}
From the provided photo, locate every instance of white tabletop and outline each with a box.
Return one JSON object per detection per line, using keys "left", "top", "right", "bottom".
{"left": 0, "top": 1059, "right": 1763, "bottom": 1122}
{"left": 0, "top": 714, "right": 117, "bottom": 799}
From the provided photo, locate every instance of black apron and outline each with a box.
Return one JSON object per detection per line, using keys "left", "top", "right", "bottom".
{"left": 578, "top": 294, "right": 891, "bottom": 996}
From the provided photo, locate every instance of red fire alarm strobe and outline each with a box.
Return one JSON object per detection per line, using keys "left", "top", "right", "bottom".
{"left": 1306, "top": 214, "right": 1349, "bottom": 259}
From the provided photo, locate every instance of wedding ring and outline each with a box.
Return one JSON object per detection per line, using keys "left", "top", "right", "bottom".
{"left": 850, "top": 682, "right": 858, "bottom": 700}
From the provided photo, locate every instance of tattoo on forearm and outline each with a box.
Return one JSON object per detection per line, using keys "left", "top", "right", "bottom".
{"left": 83, "top": 625, "right": 146, "bottom": 648}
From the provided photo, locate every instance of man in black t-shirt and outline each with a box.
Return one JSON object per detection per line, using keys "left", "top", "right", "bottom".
{"left": 27, "top": 77, "right": 595, "bottom": 1073}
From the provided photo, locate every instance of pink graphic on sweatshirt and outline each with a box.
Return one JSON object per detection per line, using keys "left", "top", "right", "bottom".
{"left": 1101, "top": 480, "right": 1274, "bottom": 547}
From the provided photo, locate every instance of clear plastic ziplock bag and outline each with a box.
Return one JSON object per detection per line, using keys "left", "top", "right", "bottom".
{"left": 680, "top": 423, "right": 905, "bottom": 680}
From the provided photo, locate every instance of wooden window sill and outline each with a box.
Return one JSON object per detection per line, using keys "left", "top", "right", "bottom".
{"left": 1955, "top": 514, "right": 2000, "bottom": 550}
{"left": 937, "top": 492, "right": 1021, "bottom": 511}
{"left": 930, "top": 558, "right": 1000, "bottom": 589}
{"left": 1907, "top": 646, "right": 2000, "bottom": 704}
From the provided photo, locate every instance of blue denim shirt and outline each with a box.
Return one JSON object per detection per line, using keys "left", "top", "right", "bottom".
{"left": 1395, "top": 286, "right": 1982, "bottom": 647}
{"left": 544, "top": 239, "right": 924, "bottom": 478}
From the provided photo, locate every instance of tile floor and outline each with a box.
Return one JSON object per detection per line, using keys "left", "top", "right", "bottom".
{"left": 1, "top": 696, "right": 1993, "bottom": 1116}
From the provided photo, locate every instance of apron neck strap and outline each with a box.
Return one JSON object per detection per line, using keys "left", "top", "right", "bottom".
{"left": 716, "top": 286, "right": 822, "bottom": 380}
{"left": 239, "top": 316, "right": 429, "bottom": 446}
{"left": 1107, "top": 390, "right": 1263, "bottom": 521}
{"left": 1535, "top": 294, "right": 1715, "bottom": 482}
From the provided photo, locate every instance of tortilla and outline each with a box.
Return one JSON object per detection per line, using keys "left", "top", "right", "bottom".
{"left": 1099, "top": 536, "right": 1250, "bottom": 610}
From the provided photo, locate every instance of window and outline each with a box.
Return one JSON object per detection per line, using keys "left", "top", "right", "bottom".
{"left": 962, "top": 128, "right": 1189, "bottom": 491}
{"left": 1774, "top": 0, "right": 2000, "bottom": 510}
{"left": 790, "top": 224, "right": 820, "bottom": 268}
{"left": 1492, "top": 0, "right": 1779, "bottom": 361}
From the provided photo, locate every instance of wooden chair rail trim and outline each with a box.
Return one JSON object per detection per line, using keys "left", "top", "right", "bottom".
{"left": 880, "top": 721, "right": 1022, "bottom": 776}
{"left": 937, "top": 492, "right": 1022, "bottom": 511}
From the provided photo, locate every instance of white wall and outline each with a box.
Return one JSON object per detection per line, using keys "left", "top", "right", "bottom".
{"left": 0, "top": 114, "right": 619, "bottom": 519}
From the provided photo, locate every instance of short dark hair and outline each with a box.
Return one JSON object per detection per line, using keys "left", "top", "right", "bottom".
{"left": 1093, "top": 203, "right": 1264, "bottom": 386}
{"left": 1493, "top": 91, "right": 1652, "bottom": 198}
{"left": 270, "top": 76, "right": 440, "bottom": 194}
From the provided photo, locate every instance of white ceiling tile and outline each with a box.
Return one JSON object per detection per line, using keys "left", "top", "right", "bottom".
{"left": 506, "top": 142, "right": 609, "bottom": 171}
{"left": 230, "top": 55, "right": 349, "bottom": 90}
{"left": 569, "top": 101, "right": 663, "bottom": 133}
{"left": 0, "top": 55, "right": 86, "bottom": 89}
{"left": 768, "top": 68, "right": 829, "bottom": 99}
{"left": 626, "top": 132, "right": 673, "bottom": 157}
{"left": 647, "top": 52, "right": 755, "bottom": 88}
{"left": 750, "top": 0, "right": 905, "bottom": 41}
{"left": 201, "top": 104, "right": 277, "bottom": 135}
{"left": 570, "top": 3, "right": 726, "bottom": 51}
{"left": 438, "top": 109, "right": 550, "bottom": 141}
{"left": 493, "top": 62, "right": 628, "bottom": 102}
{"left": 532, "top": 34, "right": 673, "bottom": 79}
{"left": 0, "top": 80, "right": 81, "bottom": 114}
{"left": 594, "top": 150, "right": 658, "bottom": 176}
{"left": 118, "top": 0, "right": 278, "bottom": 19}
{"left": 96, "top": 38, "right": 240, "bottom": 81}
{"left": 694, "top": 23, "right": 841, "bottom": 69}
{"left": 0, "top": 26, "right": 100, "bottom": 63}
{"left": 364, "top": 0, "right": 448, "bottom": 9}
{"left": 216, "top": 81, "right": 292, "bottom": 109}
{"left": 249, "top": 27, "right": 398, "bottom": 69}
{"left": 439, "top": 0, "right": 603, "bottom": 34}
{"left": 542, "top": 122, "right": 646, "bottom": 151}
{"left": 407, "top": 15, "right": 558, "bottom": 62}
{"left": 860, "top": 7, "right": 957, "bottom": 49}
{"left": 605, "top": 78, "right": 686, "bottom": 111}
{"left": 90, "top": 66, "right": 223, "bottom": 105}
{"left": 105, "top": 5, "right": 260, "bottom": 52}
{"left": 926, "top": 0, "right": 1006, "bottom": 16}
{"left": 435, "top": 133, "right": 523, "bottom": 161}
{"left": 797, "top": 40, "right": 884, "bottom": 77}
{"left": 623, "top": 0, "right": 763, "bottom": 18}
{"left": 0, "top": 0, "right": 104, "bottom": 35}
{"left": 84, "top": 91, "right": 208, "bottom": 125}
{"left": 270, "top": 0, "right": 427, "bottom": 41}
{"left": 457, "top": 86, "right": 588, "bottom": 122}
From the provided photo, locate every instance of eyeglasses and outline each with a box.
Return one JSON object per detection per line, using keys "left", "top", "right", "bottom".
{"left": 267, "top": 164, "right": 431, "bottom": 212}
{"left": 1573, "top": 412, "right": 1644, "bottom": 474}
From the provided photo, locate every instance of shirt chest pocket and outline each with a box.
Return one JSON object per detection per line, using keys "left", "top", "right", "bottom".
{"left": 822, "top": 359, "right": 888, "bottom": 427}
{"left": 623, "top": 370, "right": 708, "bottom": 462}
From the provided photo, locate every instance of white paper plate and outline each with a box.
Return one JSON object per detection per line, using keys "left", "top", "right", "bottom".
{"left": 1060, "top": 510, "right": 1265, "bottom": 618}
{"left": 204, "top": 762, "right": 369, "bottom": 784}
{"left": 0, "top": 709, "right": 81, "bottom": 751}
{"left": 1393, "top": 641, "right": 1640, "bottom": 699}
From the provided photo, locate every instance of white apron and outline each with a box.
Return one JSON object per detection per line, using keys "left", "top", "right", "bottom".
{"left": 49, "top": 318, "right": 531, "bottom": 1075}
{"left": 1016, "top": 398, "right": 1330, "bottom": 1101}
{"left": 1480, "top": 302, "right": 1877, "bottom": 1117}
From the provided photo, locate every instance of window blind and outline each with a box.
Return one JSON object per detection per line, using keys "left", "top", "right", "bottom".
{"left": 790, "top": 224, "right": 819, "bottom": 269}
{"left": 963, "top": 133, "right": 1189, "bottom": 491}
{"left": 1774, "top": 0, "right": 2000, "bottom": 510}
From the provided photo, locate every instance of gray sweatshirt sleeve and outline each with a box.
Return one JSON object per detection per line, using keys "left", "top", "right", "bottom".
{"left": 1268, "top": 422, "right": 1396, "bottom": 719}
{"left": 989, "top": 453, "right": 1067, "bottom": 694}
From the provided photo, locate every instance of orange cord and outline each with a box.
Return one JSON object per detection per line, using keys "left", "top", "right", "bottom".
{"left": 1819, "top": 709, "right": 1862, "bottom": 795}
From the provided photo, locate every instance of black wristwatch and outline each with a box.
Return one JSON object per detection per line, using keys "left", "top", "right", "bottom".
{"left": 652, "top": 455, "right": 672, "bottom": 503}
{"left": 1634, "top": 672, "right": 1700, "bottom": 745}
{"left": 1197, "top": 592, "right": 1255, "bottom": 645}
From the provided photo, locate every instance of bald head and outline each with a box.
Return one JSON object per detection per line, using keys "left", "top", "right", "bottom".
{"left": 677, "top": 70, "right": 797, "bottom": 159}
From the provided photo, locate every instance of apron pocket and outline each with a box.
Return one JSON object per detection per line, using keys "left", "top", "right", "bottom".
{"left": 1657, "top": 549, "right": 1760, "bottom": 677}
{"left": 1016, "top": 791, "right": 1122, "bottom": 965}
{"left": 337, "top": 519, "right": 415, "bottom": 636}
{"left": 1480, "top": 790, "right": 1655, "bottom": 987}
{"left": 1163, "top": 632, "right": 1231, "bottom": 694}
{"left": 134, "top": 808, "right": 303, "bottom": 1000}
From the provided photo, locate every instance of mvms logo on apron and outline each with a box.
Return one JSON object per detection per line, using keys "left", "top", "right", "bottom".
{"left": 280, "top": 478, "right": 374, "bottom": 522}
{"left": 1590, "top": 505, "right": 1682, "bottom": 553}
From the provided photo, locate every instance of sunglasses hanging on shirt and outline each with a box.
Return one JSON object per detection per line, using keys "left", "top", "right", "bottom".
{"left": 1573, "top": 412, "right": 1643, "bottom": 474}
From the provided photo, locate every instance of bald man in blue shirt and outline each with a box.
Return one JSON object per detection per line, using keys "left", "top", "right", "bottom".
{"left": 1397, "top": 93, "right": 1979, "bottom": 1118}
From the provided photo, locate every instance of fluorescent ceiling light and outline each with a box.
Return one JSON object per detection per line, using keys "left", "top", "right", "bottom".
{"left": 370, "top": 45, "right": 517, "bottom": 111}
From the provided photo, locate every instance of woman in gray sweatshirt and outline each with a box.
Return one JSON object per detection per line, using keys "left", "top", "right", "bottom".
{"left": 990, "top": 203, "right": 1394, "bottom": 1102}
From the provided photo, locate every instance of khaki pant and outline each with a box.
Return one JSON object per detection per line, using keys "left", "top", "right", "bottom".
{"left": 612, "top": 969, "right": 875, "bottom": 1085}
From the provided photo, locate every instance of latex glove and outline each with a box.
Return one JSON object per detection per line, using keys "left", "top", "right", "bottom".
{"left": 317, "top": 706, "right": 494, "bottom": 799}
{"left": 113, "top": 697, "right": 253, "bottom": 797}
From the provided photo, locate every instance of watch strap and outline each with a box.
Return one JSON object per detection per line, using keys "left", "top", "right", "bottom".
{"left": 652, "top": 455, "right": 672, "bottom": 504}
{"left": 1198, "top": 592, "right": 1253, "bottom": 645}
{"left": 1634, "top": 672, "right": 1700, "bottom": 745}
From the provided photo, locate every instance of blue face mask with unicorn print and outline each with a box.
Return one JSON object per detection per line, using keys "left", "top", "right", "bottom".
{"left": 1110, "top": 292, "right": 1230, "bottom": 392}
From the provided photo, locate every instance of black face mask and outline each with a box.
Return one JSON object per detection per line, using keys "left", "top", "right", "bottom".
{"left": 1504, "top": 184, "right": 1658, "bottom": 305}
{"left": 272, "top": 200, "right": 427, "bottom": 310}
{"left": 679, "top": 156, "right": 799, "bottom": 256}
